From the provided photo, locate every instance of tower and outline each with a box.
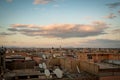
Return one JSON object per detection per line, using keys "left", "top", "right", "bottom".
{"left": 59, "top": 45, "right": 61, "bottom": 51}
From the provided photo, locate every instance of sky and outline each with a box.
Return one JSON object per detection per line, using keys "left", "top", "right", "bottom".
{"left": 0, "top": 0, "right": 120, "bottom": 48}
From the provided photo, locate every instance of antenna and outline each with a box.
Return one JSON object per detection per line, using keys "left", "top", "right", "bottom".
{"left": 39, "top": 63, "right": 43, "bottom": 68}
{"left": 53, "top": 68, "right": 63, "bottom": 78}
{"left": 42, "top": 62, "right": 47, "bottom": 69}
{"left": 44, "top": 69, "right": 50, "bottom": 77}
{"left": 76, "top": 65, "right": 80, "bottom": 73}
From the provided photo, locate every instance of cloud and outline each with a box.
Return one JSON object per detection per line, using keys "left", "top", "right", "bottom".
{"left": 106, "top": 2, "right": 120, "bottom": 8}
{"left": 6, "top": 0, "right": 13, "bottom": 3}
{"left": 11, "top": 24, "right": 41, "bottom": 29}
{"left": 53, "top": 4, "right": 59, "bottom": 7}
{"left": 112, "top": 29, "right": 120, "bottom": 33}
{"left": 84, "top": 39, "right": 120, "bottom": 48}
{"left": 118, "top": 10, "right": 120, "bottom": 13}
{"left": 84, "top": 16, "right": 92, "bottom": 20}
{"left": 0, "top": 32, "right": 15, "bottom": 36}
{"left": 103, "top": 13, "right": 116, "bottom": 19}
{"left": 8, "top": 21, "right": 108, "bottom": 38}
{"left": 0, "top": 26, "right": 2, "bottom": 28}
{"left": 33, "top": 0, "right": 54, "bottom": 4}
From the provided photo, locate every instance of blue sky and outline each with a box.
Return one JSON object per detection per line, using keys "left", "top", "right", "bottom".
{"left": 0, "top": 0, "right": 120, "bottom": 48}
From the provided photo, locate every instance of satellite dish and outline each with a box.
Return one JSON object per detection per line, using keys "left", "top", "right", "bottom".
{"left": 44, "top": 69, "right": 50, "bottom": 77}
{"left": 12, "top": 50, "right": 15, "bottom": 53}
{"left": 76, "top": 65, "right": 80, "bottom": 73}
{"left": 53, "top": 68, "right": 63, "bottom": 78}
{"left": 6, "top": 50, "right": 9, "bottom": 53}
{"left": 53, "top": 54, "right": 56, "bottom": 58}
{"left": 42, "top": 63, "right": 47, "bottom": 69}
{"left": 25, "top": 57, "right": 32, "bottom": 60}
{"left": 39, "top": 63, "right": 43, "bottom": 68}
{"left": 42, "top": 54, "right": 46, "bottom": 59}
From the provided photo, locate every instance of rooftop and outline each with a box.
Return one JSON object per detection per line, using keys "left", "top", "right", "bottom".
{"left": 95, "top": 62, "right": 120, "bottom": 69}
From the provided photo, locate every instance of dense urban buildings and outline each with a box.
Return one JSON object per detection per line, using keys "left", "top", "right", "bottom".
{"left": 1, "top": 0, "right": 120, "bottom": 80}
{"left": 0, "top": 47, "right": 120, "bottom": 80}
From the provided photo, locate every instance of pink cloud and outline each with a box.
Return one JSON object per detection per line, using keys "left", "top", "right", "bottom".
{"left": 33, "top": 0, "right": 54, "bottom": 4}
{"left": 6, "top": 0, "right": 13, "bottom": 3}
{"left": 11, "top": 24, "right": 41, "bottom": 29}
{"left": 103, "top": 13, "right": 116, "bottom": 19}
{"left": 8, "top": 21, "right": 108, "bottom": 38}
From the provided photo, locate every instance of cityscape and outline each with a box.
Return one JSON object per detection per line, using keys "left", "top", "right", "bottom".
{"left": 0, "top": 0, "right": 120, "bottom": 80}
{"left": 0, "top": 47, "right": 120, "bottom": 80}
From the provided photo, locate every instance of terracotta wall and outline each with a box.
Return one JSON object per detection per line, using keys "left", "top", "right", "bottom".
{"left": 60, "top": 58, "right": 80, "bottom": 73}
{"left": 79, "top": 61, "right": 99, "bottom": 74}
{"left": 100, "top": 76, "right": 120, "bottom": 80}
{"left": 77, "top": 53, "right": 120, "bottom": 63}
{"left": 6, "top": 60, "right": 36, "bottom": 70}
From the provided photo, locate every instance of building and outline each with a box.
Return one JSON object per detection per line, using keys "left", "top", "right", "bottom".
{"left": 79, "top": 60, "right": 120, "bottom": 80}
{"left": 77, "top": 52, "right": 120, "bottom": 63}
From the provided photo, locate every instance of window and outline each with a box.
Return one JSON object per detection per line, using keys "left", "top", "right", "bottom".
{"left": 87, "top": 54, "right": 92, "bottom": 59}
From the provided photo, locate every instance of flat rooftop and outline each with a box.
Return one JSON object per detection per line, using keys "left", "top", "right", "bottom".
{"left": 95, "top": 63, "right": 119, "bottom": 69}
{"left": 5, "top": 69, "right": 97, "bottom": 80}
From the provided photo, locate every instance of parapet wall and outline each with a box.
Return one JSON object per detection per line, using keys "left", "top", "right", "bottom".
{"left": 79, "top": 61, "right": 99, "bottom": 74}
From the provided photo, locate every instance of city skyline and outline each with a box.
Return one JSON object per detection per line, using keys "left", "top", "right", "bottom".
{"left": 0, "top": 0, "right": 120, "bottom": 48}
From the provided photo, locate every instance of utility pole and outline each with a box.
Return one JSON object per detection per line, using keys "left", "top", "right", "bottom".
{"left": 0, "top": 46, "right": 6, "bottom": 80}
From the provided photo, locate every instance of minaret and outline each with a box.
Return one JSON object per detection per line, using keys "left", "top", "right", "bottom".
{"left": 59, "top": 45, "right": 61, "bottom": 50}
{"left": 59, "top": 45, "right": 62, "bottom": 55}
{"left": 0, "top": 46, "right": 6, "bottom": 79}
{"left": 51, "top": 47, "right": 54, "bottom": 53}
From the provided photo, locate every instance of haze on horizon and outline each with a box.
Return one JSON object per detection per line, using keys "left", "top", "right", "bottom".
{"left": 0, "top": 0, "right": 120, "bottom": 48}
